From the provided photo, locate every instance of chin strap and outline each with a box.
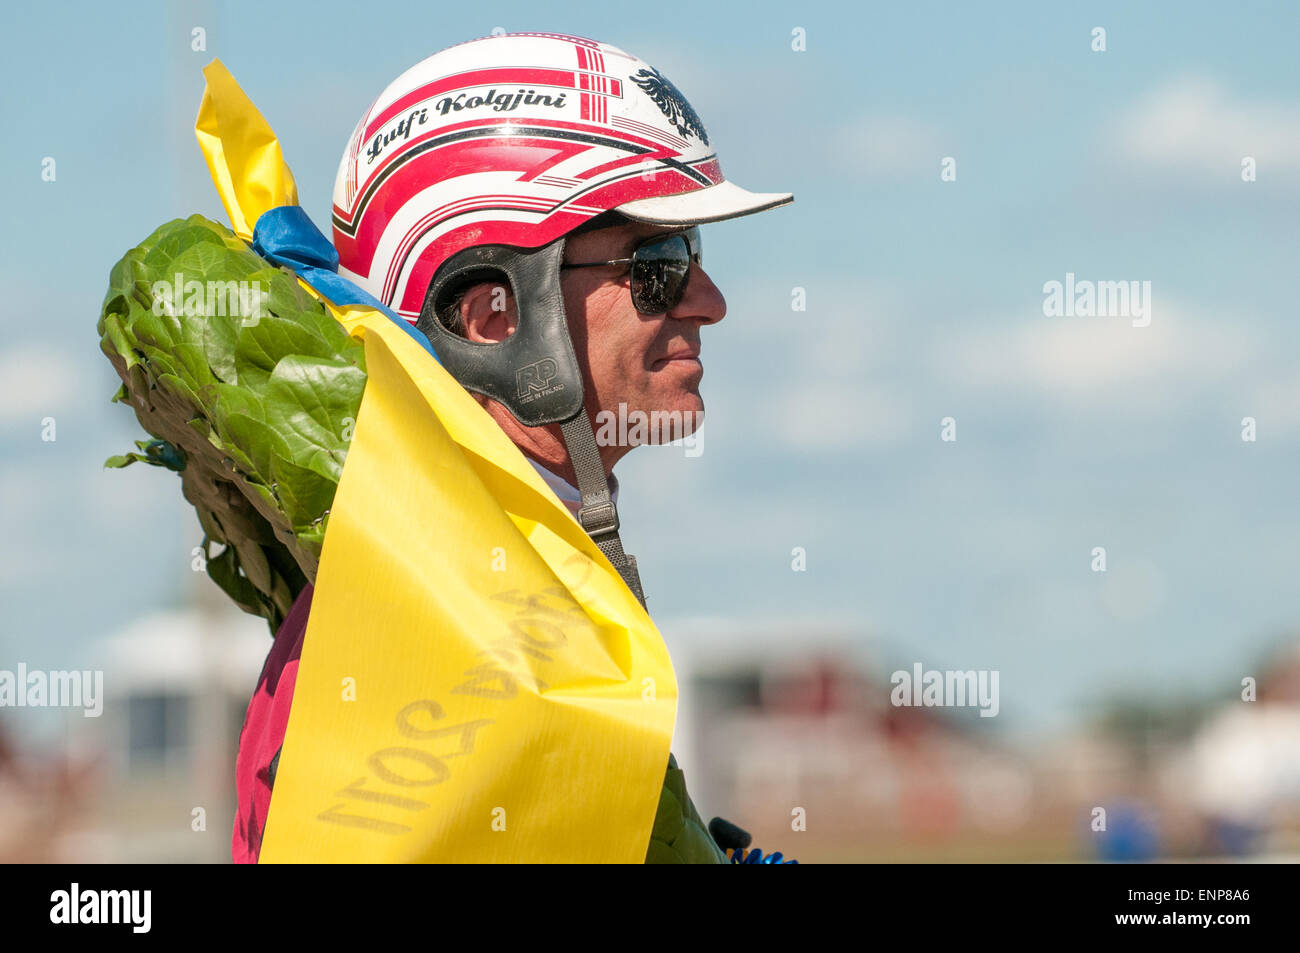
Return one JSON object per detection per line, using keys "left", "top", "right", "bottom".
{"left": 559, "top": 409, "right": 647, "bottom": 611}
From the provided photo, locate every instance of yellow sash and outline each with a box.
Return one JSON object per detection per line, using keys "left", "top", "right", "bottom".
{"left": 196, "top": 60, "right": 677, "bottom": 862}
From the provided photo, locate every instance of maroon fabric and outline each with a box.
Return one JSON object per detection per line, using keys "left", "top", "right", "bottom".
{"left": 232, "top": 584, "right": 314, "bottom": 863}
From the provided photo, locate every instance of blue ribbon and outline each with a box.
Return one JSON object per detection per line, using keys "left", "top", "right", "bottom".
{"left": 250, "top": 205, "right": 441, "bottom": 363}
{"left": 730, "top": 847, "right": 798, "bottom": 864}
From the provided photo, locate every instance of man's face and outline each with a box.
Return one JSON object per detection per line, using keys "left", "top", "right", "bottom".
{"left": 559, "top": 220, "right": 727, "bottom": 443}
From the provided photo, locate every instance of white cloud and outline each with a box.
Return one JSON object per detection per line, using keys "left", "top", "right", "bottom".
{"left": 1118, "top": 76, "right": 1300, "bottom": 174}
{"left": 727, "top": 281, "right": 914, "bottom": 451}
{"left": 835, "top": 115, "right": 945, "bottom": 178}
{"left": 765, "top": 381, "right": 912, "bottom": 451}
{"left": 796, "top": 294, "right": 901, "bottom": 377}
{"left": 0, "top": 343, "right": 83, "bottom": 427}
{"left": 932, "top": 300, "right": 1256, "bottom": 407}
{"left": 0, "top": 458, "right": 188, "bottom": 587}
{"left": 1248, "top": 377, "right": 1300, "bottom": 437}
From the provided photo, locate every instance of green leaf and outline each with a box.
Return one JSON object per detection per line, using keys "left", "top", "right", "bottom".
{"left": 235, "top": 312, "right": 338, "bottom": 390}
{"left": 99, "top": 312, "right": 139, "bottom": 371}
{"left": 264, "top": 355, "right": 364, "bottom": 485}
{"left": 99, "top": 212, "right": 368, "bottom": 631}
{"left": 217, "top": 411, "right": 294, "bottom": 489}
{"left": 269, "top": 451, "right": 337, "bottom": 528}
{"left": 102, "top": 438, "right": 185, "bottom": 472}
{"left": 205, "top": 543, "right": 266, "bottom": 617}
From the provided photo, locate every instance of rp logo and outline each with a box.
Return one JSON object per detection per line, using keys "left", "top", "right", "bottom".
{"left": 516, "top": 358, "right": 558, "bottom": 398}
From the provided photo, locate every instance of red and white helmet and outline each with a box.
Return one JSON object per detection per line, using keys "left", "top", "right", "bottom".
{"left": 331, "top": 31, "right": 793, "bottom": 320}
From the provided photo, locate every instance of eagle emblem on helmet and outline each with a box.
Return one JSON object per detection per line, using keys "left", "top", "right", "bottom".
{"left": 629, "top": 67, "right": 710, "bottom": 146}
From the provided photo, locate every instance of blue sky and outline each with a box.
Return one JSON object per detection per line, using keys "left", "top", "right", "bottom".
{"left": 3, "top": 0, "right": 1299, "bottom": 745}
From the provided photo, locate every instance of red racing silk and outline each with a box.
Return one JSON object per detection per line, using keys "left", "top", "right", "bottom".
{"left": 233, "top": 585, "right": 313, "bottom": 863}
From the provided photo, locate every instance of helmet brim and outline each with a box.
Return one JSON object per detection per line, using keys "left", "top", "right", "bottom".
{"left": 614, "top": 180, "right": 793, "bottom": 226}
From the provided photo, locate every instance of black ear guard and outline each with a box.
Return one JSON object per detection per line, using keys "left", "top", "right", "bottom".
{"left": 415, "top": 239, "right": 586, "bottom": 427}
{"left": 414, "top": 234, "right": 649, "bottom": 610}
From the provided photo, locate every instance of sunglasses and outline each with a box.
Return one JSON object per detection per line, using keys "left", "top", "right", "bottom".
{"left": 560, "top": 226, "right": 702, "bottom": 314}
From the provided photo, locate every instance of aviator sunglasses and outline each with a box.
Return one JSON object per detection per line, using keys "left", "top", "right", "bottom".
{"left": 560, "top": 226, "right": 703, "bottom": 315}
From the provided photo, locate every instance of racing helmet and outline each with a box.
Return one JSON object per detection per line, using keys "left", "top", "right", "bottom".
{"left": 331, "top": 32, "right": 793, "bottom": 606}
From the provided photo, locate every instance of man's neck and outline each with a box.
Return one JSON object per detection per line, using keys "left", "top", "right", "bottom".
{"left": 480, "top": 398, "right": 626, "bottom": 487}
{"left": 525, "top": 457, "right": 620, "bottom": 516}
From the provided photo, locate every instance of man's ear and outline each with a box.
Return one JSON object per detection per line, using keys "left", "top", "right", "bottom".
{"left": 460, "top": 281, "right": 517, "bottom": 343}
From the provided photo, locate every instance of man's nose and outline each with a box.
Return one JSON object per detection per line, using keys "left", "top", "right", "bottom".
{"left": 670, "top": 263, "right": 726, "bottom": 325}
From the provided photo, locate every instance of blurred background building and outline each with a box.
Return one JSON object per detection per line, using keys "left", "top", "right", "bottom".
{"left": 0, "top": 584, "right": 267, "bottom": 862}
{"left": 667, "top": 626, "right": 1300, "bottom": 862}
{"left": 4, "top": 607, "right": 1300, "bottom": 862}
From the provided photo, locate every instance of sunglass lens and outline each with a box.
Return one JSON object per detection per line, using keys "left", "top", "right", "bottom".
{"left": 630, "top": 232, "right": 693, "bottom": 313}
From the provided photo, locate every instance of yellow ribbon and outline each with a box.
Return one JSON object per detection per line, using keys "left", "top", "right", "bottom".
{"left": 195, "top": 60, "right": 677, "bottom": 862}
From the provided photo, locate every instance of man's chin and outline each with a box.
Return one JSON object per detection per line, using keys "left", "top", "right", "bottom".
{"left": 591, "top": 392, "right": 705, "bottom": 448}
{"left": 647, "top": 392, "right": 705, "bottom": 443}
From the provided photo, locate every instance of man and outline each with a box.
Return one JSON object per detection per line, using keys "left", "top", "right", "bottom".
{"left": 234, "top": 31, "right": 792, "bottom": 863}
{"left": 446, "top": 214, "right": 724, "bottom": 507}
